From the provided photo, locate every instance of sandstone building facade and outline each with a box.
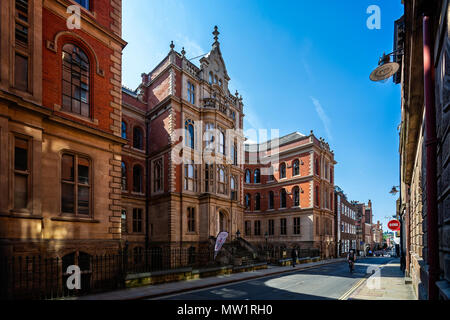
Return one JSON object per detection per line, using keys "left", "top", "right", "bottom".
{"left": 242, "top": 132, "right": 337, "bottom": 258}
{"left": 0, "top": 0, "right": 127, "bottom": 258}
{"left": 397, "top": 0, "right": 450, "bottom": 300}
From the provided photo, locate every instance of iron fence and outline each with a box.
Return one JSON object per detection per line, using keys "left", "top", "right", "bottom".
{"left": 0, "top": 247, "right": 216, "bottom": 300}
{"left": 260, "top": 247, "right": 321, "bottom": 263}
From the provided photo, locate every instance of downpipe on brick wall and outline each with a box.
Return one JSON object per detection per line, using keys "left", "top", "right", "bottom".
{"left": 423, "top": 14, "right": 440, "bottom": 300}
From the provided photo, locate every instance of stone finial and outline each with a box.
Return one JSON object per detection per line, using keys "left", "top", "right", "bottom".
{"left": 170, "top": 41, "right": 175, "bottom": 51}
{"left": 181, "top": 47, "right": 186, "bottom": 57}
{"left": 310, "top": 130, "right": 314, "bottom": 136}
{"left": 213, "top": 26, "right": 220, "bottom": 45}
{"left": 235, "top": 90, "right": 239, "bottom": 97}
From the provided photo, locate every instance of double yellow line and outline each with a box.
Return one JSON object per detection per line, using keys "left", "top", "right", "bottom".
{"left": 338, "top": 260, "right": 393, "bottom": 300}
{"left": 339, "top": 277, "right": 367, "bottom": 300}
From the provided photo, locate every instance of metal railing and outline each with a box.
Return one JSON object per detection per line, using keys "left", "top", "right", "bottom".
{"left": 0, "top": 247, "right": 216, "bottom": 300}
{"left": 259, "top": 247, "right": 321, "bottom": 263}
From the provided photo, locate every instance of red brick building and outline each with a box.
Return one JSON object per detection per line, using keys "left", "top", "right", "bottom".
{"left": 121, "top": 27, "right": 245, "bottom": 253}
{"left": 243, "top": 132, "right": 337, "bottom": 258}
{"left": 354, "top": 200, "right": 376, "bottom": 254}
{"left": 334, "top": 187, "right": 358, "bottom": 256}
{"left": 0, "top": 0, "right": 127, "bottom": 257}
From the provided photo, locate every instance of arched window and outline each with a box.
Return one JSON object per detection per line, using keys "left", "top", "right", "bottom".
{"left": 153, "top": 160, "right": 162, "bottom": 192}
{"left": 121, "top": 162, "right": 127, "bottom": 191}
{"left": 280, "top": 188, "right": 287, "bottom": 208}
{"left": 121, "top": 121, "right": 127, "bottom": 139}
{"left": 245, "top": 194, "right": 251, "bottom": 210}
{"left": 293, "top": 160, "right": 300, "bottom": 176}
{"left": 280, "top": 163, "right": 286, "bottom": 179}
{"left": 255, "top": 193, "right": 261, "bottom": 211}
{"left": 62, "top": 43, "right": 90, "bottom": 117}
{"left": 133, "top": 165, "right": 143, "bottom": 193}
{"left": 245, "top": 169, "right": 251, "bottom": 184}
{"left": 293, "top": 186, "right": 300, "bottom": 207}
{"left": 268, "top": 191, "right": 274, "bottom": 209}
{"left": 254, "top": 169, "right": 261, "bottom": 184}
{"left": 133, "top": 126, "right": 143, "bottom": 150}
{"left": 315, "top": 158, "right": 320, "bottom": 175}
{"left": 185, "top": 119, "right": 195, "bottom": 149}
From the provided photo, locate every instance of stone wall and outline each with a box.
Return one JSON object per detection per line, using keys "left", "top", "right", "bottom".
{"left": 435, "top": 3, "right": 450, "bottom": 299}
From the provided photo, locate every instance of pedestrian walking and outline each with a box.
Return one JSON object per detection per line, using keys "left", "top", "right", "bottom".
{"left": 291, "top": 247, "right": 298, "bottom": 267}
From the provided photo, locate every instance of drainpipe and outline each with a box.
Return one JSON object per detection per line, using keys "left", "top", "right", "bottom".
{"left": 145, "top": 120, "right": 150, "bottom": 254}
{"left": 423, "top": 15, "right": 439, "bottom": 300}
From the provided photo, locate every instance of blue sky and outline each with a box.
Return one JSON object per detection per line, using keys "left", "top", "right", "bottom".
{"left": 122, "top": 0, "right": 404, "bottom": 230}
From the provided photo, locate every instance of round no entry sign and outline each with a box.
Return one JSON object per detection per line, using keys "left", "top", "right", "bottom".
{"left": 388, "top": 220, "right": 401, "bottom": 231}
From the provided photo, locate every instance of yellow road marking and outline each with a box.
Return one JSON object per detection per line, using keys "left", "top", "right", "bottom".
{"left": 339, "top": 260, "right": 394, "bottom": 300}
{"left": 339, "top": 277, "right": 367, "bottom": 300}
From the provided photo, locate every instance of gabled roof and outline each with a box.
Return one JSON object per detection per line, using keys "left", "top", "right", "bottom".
{"left": 200, "top": 41, "right": 230, "bottom": 81}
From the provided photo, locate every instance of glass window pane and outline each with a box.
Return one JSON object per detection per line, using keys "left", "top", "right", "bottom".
{"left": 14, "top": 138, "right": 28, "bottom": 171}
{"left": 81, "top": 103, "right": 89, "bottom": 117}
{"left": 62, "top": 154, "right": 74, "bottom": 181}
{"left": 78, "top": 157, "right": 89, "bottom": 184}
{"left": 62, "top": 183, "right": 74, "bottom": 213}
{"left": 72, "top": 99, "right": 80, "bottom": 114}
{"left": 14, "top": 174, "right": 28, "bottom": 209}
{"left": 78, "top": 186, "right": 89, "bottom": 215}
{"left": 62, "top": 66, "right": 71, "bottom": 81}
{"left": 62, "top": 80, "right": 71, "bottom": 96}
{"left": 62, "top": 95, "right": 71, "bottom": 111}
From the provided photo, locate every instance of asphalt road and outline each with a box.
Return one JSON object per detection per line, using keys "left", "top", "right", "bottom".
{"left": 151, "top": 257, "right": 395, "bottom": 300}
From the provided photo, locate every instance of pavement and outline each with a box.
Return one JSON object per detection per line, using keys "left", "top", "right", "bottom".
{"left": 348, "top": 259, "right": 417, "bottom": 300}
{"left": 68, "top": 258, "right": 346, "bottom": 300}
